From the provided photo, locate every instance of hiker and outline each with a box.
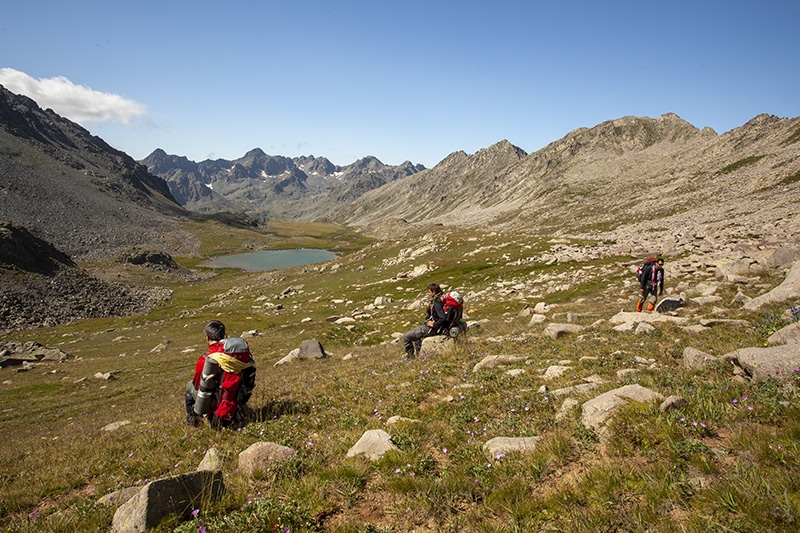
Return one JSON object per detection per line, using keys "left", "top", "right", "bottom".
{"left": 185, "top": 320, "right": 256, "bottom": 428}
{"left": 402, "top": 283, "right": 448, "bottom": 359}
{"left": 637, "top": 257, "right": 665, "bottom": 312}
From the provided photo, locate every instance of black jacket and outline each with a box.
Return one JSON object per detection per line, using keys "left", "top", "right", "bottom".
{"left": 426, "top": 291, "right": 448, "bottom": 333}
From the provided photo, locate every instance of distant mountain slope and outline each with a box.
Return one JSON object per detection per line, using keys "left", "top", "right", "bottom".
{"left": 0, "top": 220, "right": 171, "bottom": 330}
{"left": 142, "top": 148, "right": 425, "bottom": 221}
{"left": 0, "top": 85, "right": 197, "bottom": 261}
{"left": 337, "top": 113, "right": 800, "bottom": 248}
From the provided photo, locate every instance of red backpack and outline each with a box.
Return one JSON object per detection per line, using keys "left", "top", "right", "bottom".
{"left": 441, "top": 291, "right": 464, "bottom": 336}
{"left": 210, "top": 338, "right": 256, "bottom": 421}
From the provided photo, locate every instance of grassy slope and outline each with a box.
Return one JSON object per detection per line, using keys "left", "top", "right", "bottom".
{"left": 1, "top": 221, "right": 799, "bottom": 532}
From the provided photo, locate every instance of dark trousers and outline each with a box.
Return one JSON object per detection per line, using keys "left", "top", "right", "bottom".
{"left": 402, "top": 324, "right": 435, "bottom": 356}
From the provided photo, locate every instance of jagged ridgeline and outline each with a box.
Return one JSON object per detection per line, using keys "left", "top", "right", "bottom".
{"left": 141, "top": 148, "right": 426, "bottom": 221}
{"left": 339, "top": 113, "right": 800, "bottom": 240}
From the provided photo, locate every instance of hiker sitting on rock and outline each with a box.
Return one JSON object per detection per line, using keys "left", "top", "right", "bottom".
{"left": 402, "top": 283, "right": 448, "bottom": 359}
{"left": 185, "top": 320, "right": 256, "bottom": 428}
{"left": 637, "top": 257, "right": 665, "bottom": 312}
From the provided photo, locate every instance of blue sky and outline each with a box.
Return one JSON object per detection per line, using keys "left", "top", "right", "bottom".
{"left": 1, "top": 1, "right": 798, "bottom": 168}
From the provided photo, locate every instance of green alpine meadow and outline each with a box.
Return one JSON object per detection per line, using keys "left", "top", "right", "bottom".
{"left": 2, "top": 219, "right": 800, "bottom": 532}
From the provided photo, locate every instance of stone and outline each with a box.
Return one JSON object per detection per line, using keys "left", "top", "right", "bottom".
{"left": 101, "top": 420, "right": 131, "bottom": 432}
{"left": 659, "top": 395, "right": 688, "bottom": 413}
{"left": 550, "top": 382, "right": 600, "bottom": 397}
{"left": 346, "top": 429, "right": 398, "bottom": 461}
{"left": 96, "top": 486, "right": 141, "bottom": 507}
{"left": 555, "top": 398, "right": 580, "bottom": 421}
{"left": 420, "top": 335, "right": 454, "bottom": 355}
{"left": 472, "top": 355, "right": 528, "bottom": 372}
{"left": 274, "top": 349, "right": 299, "bottom": 366}
{"left": 298, "top": 339, "right": 327, "bottom": 359}
{"left": 238, "top": 442, "right": 297, "bottom": 477}
{"left": 768, "top": 321, "right": 800, "bottom": 345}
{"left": 385, "top": 415, "right": 421, "bottom": 425}
{"left": 544, "top": 323, "right": 584, "bottom": 339}
{"left": 482, "top": 436, "right": 542, "bottom": 460}
{"left": 728, "top": 344, "right": 800, "bottom": 384}
{"left": 683, "top": 347, "right": 719, "bottom": 369}
{"left": 527, "top": 314, "right": 547, "bottom": 325}
{"left": 111, "top": 470, "right": 224, "bottom": 533}
{"left": 610, "top": 311, "right": 688, "bottom": 325}
{"left": 744, "top": 261, "right": 800, "bottom": 310}
{"left": 534, "top": 302, "right": 550, "bottom": 313}
{"left": 197, "top": 448, "right": 229, "bottom": 472}
{"left": 581, "top": 384, "right": 664, "bottom": 434}
{"left": 543, "top": 365, "right": 572, "bottom": 379}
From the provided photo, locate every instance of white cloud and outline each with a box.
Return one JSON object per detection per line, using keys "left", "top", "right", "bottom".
{"left": 0, "top": 68, "right": 147, "bottom": 124}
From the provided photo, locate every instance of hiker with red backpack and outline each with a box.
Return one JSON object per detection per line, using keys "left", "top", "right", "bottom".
{"left": 402, "top": 284, "right": 466, "bottom": 359}
{"left": 636, "top": 257, "right": 665, "bottom": 312}
{"left": 402, "top": 283, "right": 448, "bottom": 359}
{"left": 185, "top": 320, "right": 256, "bottom": 428}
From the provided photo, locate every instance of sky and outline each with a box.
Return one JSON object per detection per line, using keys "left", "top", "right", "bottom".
{"left": 1, "top": 1, "right": 798, "bottom": 168}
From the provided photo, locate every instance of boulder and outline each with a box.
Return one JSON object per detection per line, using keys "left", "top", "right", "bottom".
{"left": 472, "top": 355, "right": 527, "bottom": 372}
{"left": 96, "top": 486, "right": 141, "bottom": 507}
{"left": 111, "top": 470, "right": 224, "bottom": 533}
{"left": 744, "top": 261, "right": 800, "bottom": 310}
{"left": 483, "top": 436, "right": 542, "bottom": 460}
{"left": 544, "top": 323, "right": 584, "bottom": 339}
{"left": 768, "top": 321, "right": 800, "bottom": 345}
{"left": 101, "top": 420, "right": 131, "bottom": 432}
{"left": 298, "top": 339, "right": 327, "bottom": 359}
{"left": 550, "top": 382, "right": 600, "bottom": 397}
{"left": 238, "top": 442, "right": 297, "bottom": 477}
{"left": 527, "top": 314, "right": 547, "bottom": 325}
{"left": 274, "top": 348, "right": 300, "bottom": 366}
{"left": 610, "top": 311, "right": 688, "bottom": 325}
{"left": 728, "top": 344, "right": 800, "bottom": 384}
{"left": 683, "top": 347, "right": 719, "bottom": 369}
{"left": 197, "top": 448, "right": 229, "bottom": 472}
{"left": 346, "top": 429, "right": 398, "bottom": 461}
{"left": 420, "top": 335, "right": 454, "bottom": 355}
{"left": 659, "top": 395, "right": 688, "bottom": 413}
{"left": 581, "top": 384, "right": 664, "bottom": 435}
{"left": 543, "top": 365, "right": 572, "bottom": 380}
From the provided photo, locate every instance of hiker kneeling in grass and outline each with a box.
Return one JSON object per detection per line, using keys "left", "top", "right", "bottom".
{"left": 402, "top": 283, "right": 448, "bottom": 359}
{"left": 185, "top": 320, "right": 256, "bottom": 428}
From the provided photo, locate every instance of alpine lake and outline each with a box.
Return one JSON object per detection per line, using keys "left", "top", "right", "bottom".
{"left": 205, "top": 248, "right": 338, "bottom": 272}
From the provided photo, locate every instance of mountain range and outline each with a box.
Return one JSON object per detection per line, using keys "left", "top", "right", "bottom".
{"left": 1, "top": 81, "right": 799, "bottom": 329}
{"left": 141, "top": 148, "right": 425, "bottom": 221}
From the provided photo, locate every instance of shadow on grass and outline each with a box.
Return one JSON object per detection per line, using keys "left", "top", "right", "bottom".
{"left": 244, "top": 399, "right": 310, "bottom": 424}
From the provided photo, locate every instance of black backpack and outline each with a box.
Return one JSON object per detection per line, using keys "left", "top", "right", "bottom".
{"left": 237, "top": 365, "right": 257, "bottom": 405}
{"left": 636, "top": 258, "right": 657, "bottom": 285}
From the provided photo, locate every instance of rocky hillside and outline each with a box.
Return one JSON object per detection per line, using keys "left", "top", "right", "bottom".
{"left": 0, "top": 85, "right": 198, "bottom": 261}
{"left": 0, "top": 221, "right": 171, "bottom": 330}
{"left": 338, "top": 113, "right": 800, "bottom": 255}
{"left": 142, "top": 148, "right": 425, "bottom": 221}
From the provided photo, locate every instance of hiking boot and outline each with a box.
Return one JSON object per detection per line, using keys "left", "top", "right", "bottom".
{"left": 186, "top": 413, "right": 201, "bottom": 427}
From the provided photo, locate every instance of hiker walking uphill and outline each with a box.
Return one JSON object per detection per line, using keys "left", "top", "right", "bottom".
{"left": 185, "top": 320, "right": 256, "bottom": 428}
{"left": 402, "top": 283, "right": 448, "bottom": 359}
{"left": 636, "top": 257, "right": 665, "bottom": 312}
